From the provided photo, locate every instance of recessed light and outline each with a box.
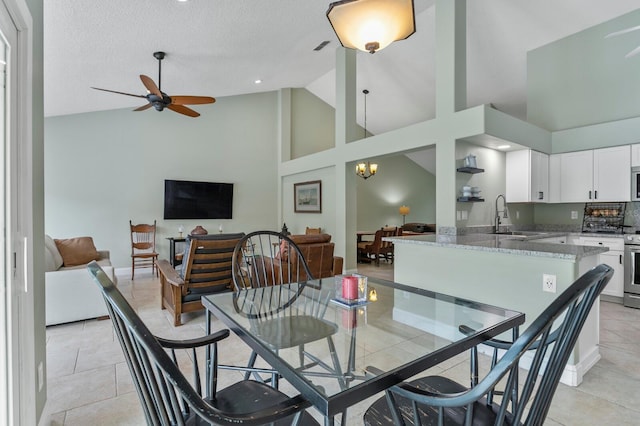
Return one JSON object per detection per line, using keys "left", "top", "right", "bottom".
{"left": 254, "top": 79, "right": 262, "bottom": 84}
{"left": 177, "top": 0, "right": 189, "bottom": 3}
{"left": 497, "top": 144, "right": 511, "bottom": 150}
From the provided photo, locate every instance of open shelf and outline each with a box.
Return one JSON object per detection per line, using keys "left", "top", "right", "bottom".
{"left": 457, "top": 197, "right": 485, "bottom": 202}
{"left": 456, "top": 167, "right": 484, "bottom": 174}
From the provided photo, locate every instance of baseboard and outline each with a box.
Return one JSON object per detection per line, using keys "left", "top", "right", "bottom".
{"left": 560, "top": 345, "right": 601, "bottom": 387}
{"left": 600, "top": 294, "right": 623, "bottom": 304}
{"left": 476, "top": 343, "right": 600, "bottom": 387}
{"left": 114, "top": 266, "right": 157, "bottom": 279}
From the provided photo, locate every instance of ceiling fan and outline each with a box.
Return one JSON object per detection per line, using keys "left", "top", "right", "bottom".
{"left": 91, "top": 51, "right": 215, "bottom": 117}
{"left": 605, "top": 25, "right": 640, "bottom": 58}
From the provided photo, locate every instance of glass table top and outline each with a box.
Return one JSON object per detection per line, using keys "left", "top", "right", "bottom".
{"left": 202, "top": 276, "right": 524, "bottom": 417}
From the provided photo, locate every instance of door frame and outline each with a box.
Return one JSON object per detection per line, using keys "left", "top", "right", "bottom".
{"left": 0, "top": 0, "right": 33, "bottom": 424}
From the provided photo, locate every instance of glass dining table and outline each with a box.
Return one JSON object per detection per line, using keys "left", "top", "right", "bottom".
{"left": 202, "top": 276, "right": 524, "bottom": 425}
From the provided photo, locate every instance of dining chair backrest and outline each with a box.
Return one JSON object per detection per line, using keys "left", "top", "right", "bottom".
{"left": 305, "top": 227, "right": 322, "bottom": 235}
{"left": 87, "top": 260, "right": 315, "bottom": 426}
{"left": 232, "top": 230, "right": 315, "bottom": 290}
{"left": 364, "top": 264, "right": 613, "bottom": 426}
{"left": 230, "top": 231, "right": 339, "bottom": 391}
{"left": 379, "top": 226, "right": 397, "bottom": 250}
{"left": 130, "top": 220, "right": 157, "bottom": 253}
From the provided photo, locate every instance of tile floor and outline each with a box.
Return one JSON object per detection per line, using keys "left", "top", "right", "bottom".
{"left": 39, "top": 263, "right": 640, "bottom": 425}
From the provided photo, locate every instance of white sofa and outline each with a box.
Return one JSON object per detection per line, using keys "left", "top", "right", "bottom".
{"left": 44, "top": 235, "right": 116, "bottom": 326}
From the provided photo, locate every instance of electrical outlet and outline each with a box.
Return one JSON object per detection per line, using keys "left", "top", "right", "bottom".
{"left": 542, "top": 274, "right": 556, "bottom": 293}
{"left": 571, "top": 211, "right": 578, "bottom": 220}
{"left": 402, "top": 291, "right": 410, "bottom": 299}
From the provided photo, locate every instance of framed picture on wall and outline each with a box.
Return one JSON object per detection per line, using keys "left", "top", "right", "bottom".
{"left": 294, "top": 180, "right": 322, "bottom": 213}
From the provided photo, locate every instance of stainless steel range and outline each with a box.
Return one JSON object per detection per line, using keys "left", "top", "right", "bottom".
{"left": 624, "top": 234, "right": 640, "bottom": 308}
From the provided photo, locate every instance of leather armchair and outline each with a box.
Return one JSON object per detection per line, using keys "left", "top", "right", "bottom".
{"left": 271, "top": 233, "right": 343, "bottom": 282}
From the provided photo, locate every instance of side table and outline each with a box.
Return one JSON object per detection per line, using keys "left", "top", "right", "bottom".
{"left": 167, "top": 237, "right": 186, "bottom": 267}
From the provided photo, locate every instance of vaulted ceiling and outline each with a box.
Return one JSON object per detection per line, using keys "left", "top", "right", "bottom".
{"left": 44, "top": 1, "right": 640, "bottom": 135}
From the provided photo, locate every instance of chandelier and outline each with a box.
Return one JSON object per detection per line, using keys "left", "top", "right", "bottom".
{"left": 356, "top": 89, "right": 378, "bottom": 180}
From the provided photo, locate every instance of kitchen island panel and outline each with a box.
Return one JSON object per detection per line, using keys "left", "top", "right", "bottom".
{"left": 393, "top": 240, "right": 600, "bottom": 386}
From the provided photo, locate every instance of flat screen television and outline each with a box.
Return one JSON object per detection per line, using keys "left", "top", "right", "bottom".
{"left": 164, "top": 179, "right": 233, "bottom": 220}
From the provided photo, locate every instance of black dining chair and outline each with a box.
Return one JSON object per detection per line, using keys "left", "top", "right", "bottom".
{"left": 363, "top": 263, "right": 613, "bottom": 426}
{"left": 86, "top": 261, "right": 319, "bottom": 426}
{"left": 231, "top": 231, "right": 342, "bottom": 388}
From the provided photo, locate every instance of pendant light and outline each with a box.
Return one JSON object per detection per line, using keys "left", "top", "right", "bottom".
{"left": 356, "top": 89, "right": 378, "bottom": 180}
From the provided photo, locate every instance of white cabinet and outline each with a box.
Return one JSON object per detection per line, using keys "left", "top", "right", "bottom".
{"left": 549, "top": 154, "right": 561, "bottom": 203}
{"left": 632, "top": 144, "right": 640, "bottom": 167}
{"left": 506, "top": 150, "right": 549, "bottom": 202}
{"left": 554, "top": 146, "right": 631, "bottom": 202}
{"left": 558, "top": 150, "right": 593, "bottom": 203}
{"left": 593, "top": 146, "right": 631, "bottom": 201}
{"left": 576, "top": 236, "right": 624, "bottom": 298}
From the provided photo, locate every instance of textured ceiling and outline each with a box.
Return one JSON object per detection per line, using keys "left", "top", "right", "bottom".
{"left": 44, "top": 1, "right": 640, "bottom": 135}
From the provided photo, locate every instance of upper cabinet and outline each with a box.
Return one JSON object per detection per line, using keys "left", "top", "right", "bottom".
{"left": 551, "top": 145, "right": 630, "bottom": 203}
{"left": 557, "top": 150, "right": 594, "bottom": 203}
{"left": 506, "top": 150, "right": 549, "bottom": 203}
{"left": 632, "top": 144, "right": 640, "bottom": 167}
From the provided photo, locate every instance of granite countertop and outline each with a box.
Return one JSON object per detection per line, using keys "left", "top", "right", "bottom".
{"left": 385, "top": 232, "right": 610, "bottom": 261}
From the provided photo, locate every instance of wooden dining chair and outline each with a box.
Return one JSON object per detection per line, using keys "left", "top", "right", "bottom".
{"left": 130, "top": 220, "right": 159, "bottom": 279}
{"left": 305, "top": 226, "right": 322, "bottom": 235}
{"left": 86, "top": 261, "right": 319, "bottom": 426}
{"left": 363, "top": 264, "right": 613, "bottom": 426}
{"left": 358, "top": 227, "right": 398, "bottom": 266}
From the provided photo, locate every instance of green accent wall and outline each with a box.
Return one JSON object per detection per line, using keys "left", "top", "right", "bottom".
{"left": 356, "top": 154, "right": 436, "bottom": 231}
{"left": 291, "top": 88, "right": 336, "bottom": 158}
{"left": 45, "top": 92, "right": 280, "bottom": 267}
{"left": 282, "top": 167, "right": 337, "bottom": 236}
{"left": 528, "top": 9, "right": 640, "bottom": 131}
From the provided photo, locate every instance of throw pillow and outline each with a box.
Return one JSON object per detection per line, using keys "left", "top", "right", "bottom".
{"left": 44, "top": 246, "right": 57, "bottom": 272}
{"left": 45, "top": 234, "right": 64, "bottom": 270}
{"left": 54, "top": 236, "right": 100, "bottom": 267}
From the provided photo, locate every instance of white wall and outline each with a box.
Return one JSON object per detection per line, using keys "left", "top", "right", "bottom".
{"left": 45, "top": 92, "right": 280, "bottom": 268}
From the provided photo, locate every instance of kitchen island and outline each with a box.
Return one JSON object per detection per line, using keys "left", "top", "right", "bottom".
{"left": 386, "top": 233, "right": 608, "bottom": 386}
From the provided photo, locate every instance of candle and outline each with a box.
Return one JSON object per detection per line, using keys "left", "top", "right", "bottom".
{"left": 342, "top": 275, "right": 358, "bottom": 300}
{"left": 218, "top": 224, "right": 223, "bottom": 234}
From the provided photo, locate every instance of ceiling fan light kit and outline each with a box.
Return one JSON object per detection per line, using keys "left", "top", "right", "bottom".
{"left": 91, "top": 51, "right": 215, "bottom": 117}
{"left": 327, "top": 0, "right": 416, "bottom": 54}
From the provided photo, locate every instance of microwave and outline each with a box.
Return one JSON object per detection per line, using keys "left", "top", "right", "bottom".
{"left": 633, "top": 167, "right": 640, "bottom": 201}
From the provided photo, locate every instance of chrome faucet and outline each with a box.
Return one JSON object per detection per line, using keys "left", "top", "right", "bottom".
{"left": 495, "top": 194, "right": 508, "bottom": 233}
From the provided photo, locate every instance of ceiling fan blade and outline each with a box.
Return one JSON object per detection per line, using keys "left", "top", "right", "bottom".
{"left": 605, "top": 25, "right": 640, "bottom": 38}
{"left": 133, "top": 103, "right": 152, "bottom": 111}
{"left": 171, "top": 95, "right": 216, "bottom": 105}
{"left": 167, "top": 104, "right": 200, "bottom": 118}
{"left": 140, "top": 75, "right": 163, "bottom": 98}
{"left": 91, "top": 87, "right": 146, "bottom": 98}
